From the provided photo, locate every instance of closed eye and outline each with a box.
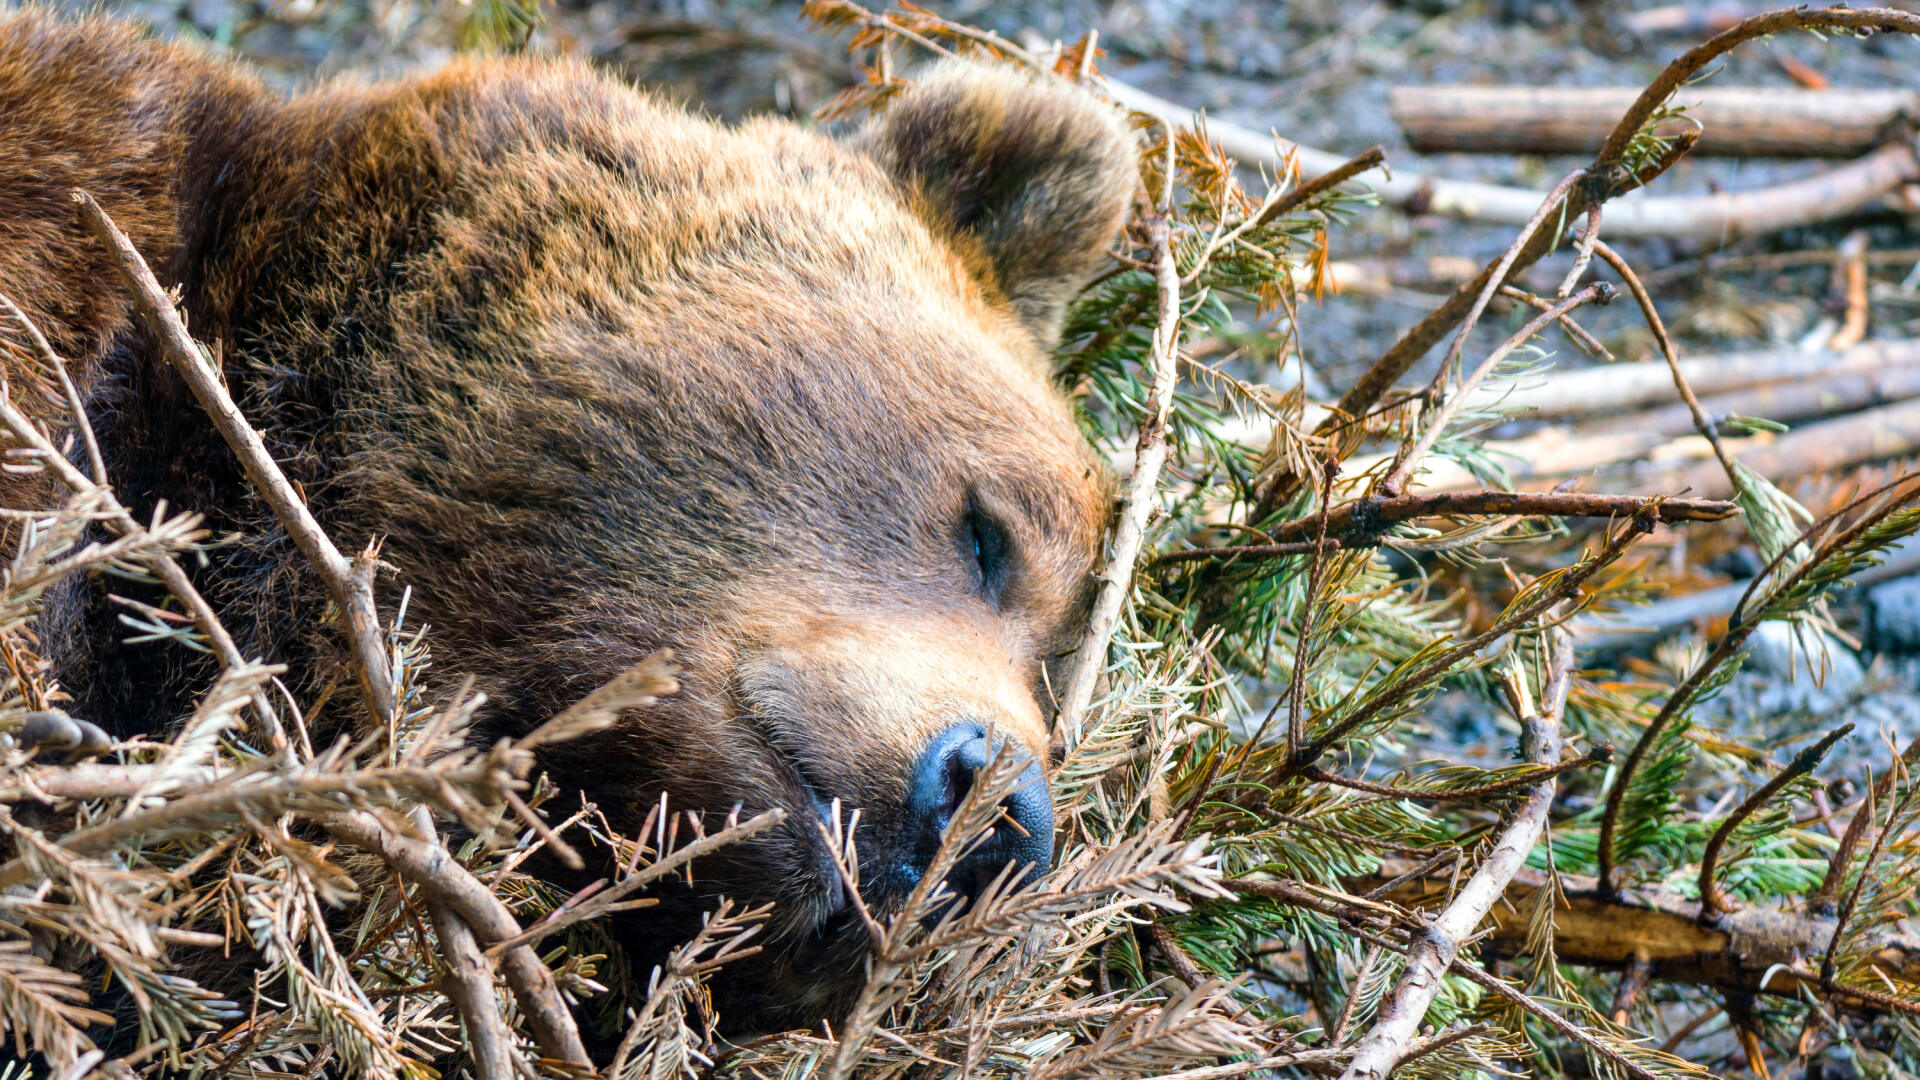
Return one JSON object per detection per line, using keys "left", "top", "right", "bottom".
{"left": 963, "top": 500, "right": 1013, "bottom": 606}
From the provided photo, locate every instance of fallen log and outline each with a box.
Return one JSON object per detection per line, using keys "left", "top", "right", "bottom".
{"left": 1361, "top": 862, "right": 1920, "bottom": 1006}
{"left": 1390, "top": 86, "right": 1919, "bottom": 159}
{"left": 1103, "top": 78, "right": 1920, "bottom": 240}
{"left": 1474, "top": 338, "right": 1920, "bottom": 420}
{"left": 1619, "top": 395, "right": 1920, "bottom": 499}
{"left": 1576, "top": 361, "right": 1920, "bottom": 441}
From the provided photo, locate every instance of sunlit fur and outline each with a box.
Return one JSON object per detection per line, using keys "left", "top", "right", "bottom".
{"left": 0, "top": 8, "right": 1136, "bottom": 1032}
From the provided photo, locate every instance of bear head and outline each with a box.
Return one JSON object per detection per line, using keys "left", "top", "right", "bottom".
{"left": 0, "top": 13, "right": 1138, "bottom": 1035}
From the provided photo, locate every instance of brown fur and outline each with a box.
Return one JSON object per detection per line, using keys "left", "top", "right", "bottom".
{"left": 0, "top": 8, "right": 1135, "bottom": 1033}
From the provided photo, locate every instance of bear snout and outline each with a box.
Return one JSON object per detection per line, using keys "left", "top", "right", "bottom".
{"left": 732, "top": 625, "right": 1058, "bottom": 923}
{"left": 897, "top": 721, "right": 1054, "bottom": 907}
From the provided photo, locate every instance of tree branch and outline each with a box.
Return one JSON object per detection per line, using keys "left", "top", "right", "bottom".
{"left": 1054, "top": 191, "right": 1182, "bottom": 741}
{"left": 1337, "top": 627, "right": 1573, "bottom": 1080}
{"left": 71, "top": 190, "right": 397, "bottom": 728}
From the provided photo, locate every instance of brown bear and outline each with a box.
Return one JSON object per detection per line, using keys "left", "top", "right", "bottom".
{"left": 0, "top": 7, "right": 1135, "bottom": 1034}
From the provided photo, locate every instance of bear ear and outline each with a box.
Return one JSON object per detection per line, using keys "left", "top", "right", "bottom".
{"left": 851, "top": 61, "right": 1139, "bottom": 345}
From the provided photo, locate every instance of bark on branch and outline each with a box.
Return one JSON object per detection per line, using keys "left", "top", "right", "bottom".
{"left": 1262, "top": 490, "right": 1737, "bottom": 545}
{"left": 71, "top": 190, "right": 398, "bottom": 728}
{"left": 1336, "top": 628, "right": 1575, "bottom": 1080}
{"left": 1391, "top": 86, "right": 1919, "bottom": 158}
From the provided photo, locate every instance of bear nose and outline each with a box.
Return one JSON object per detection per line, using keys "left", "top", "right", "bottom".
{"left": 902, "top": 721, "right": 1054, "bottom": 909}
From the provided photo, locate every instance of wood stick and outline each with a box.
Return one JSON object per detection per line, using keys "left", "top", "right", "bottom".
{"left": 1337, "top": 629, "right": 1573, "bottom": 1080}
{"left": 1620, "top": 396, "right": 1920, "bottom": 500}
{"left": 1390, "top": 86, "right": 1919, "bottom": 158}
{"left": 71, "top": 191, "right": 398, "bottom": 728}
{"left": 1104, "top": 80, "right": 1920, "bottom": 240}
{"left": 1481, "top": 338, "right": 1920, "bottom": 420}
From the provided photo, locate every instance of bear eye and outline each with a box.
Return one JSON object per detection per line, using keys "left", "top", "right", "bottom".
{"left": 963, "top": 502, "right": 1012, "bottom": 605}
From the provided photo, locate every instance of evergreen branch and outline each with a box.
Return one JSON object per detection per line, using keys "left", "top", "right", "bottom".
{"left": 0, "top": 940, "right": 110, "bottom": 1068}
{"left": 1296, "top": 515, "right": 1650, "bottom": 767}
{"left": 1599, "top": 474, "right": 1920, "bottom": 893}
{"left": 1697, "top": 724, "right": 1852, "bottom": 917}
{"left": 1337, "top": 626, "right": 1573, "bottom": 1080}
{"left": 1300, "top": 744, "right": 1612, "bottom": 803}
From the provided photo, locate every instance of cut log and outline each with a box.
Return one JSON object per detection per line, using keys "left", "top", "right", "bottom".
{"left": 1104, "top": 78, "right": 1920, "bottom": 241}
{"left": 1390, "top": 86, "right": 1920, "bottom": 159}
{"left": 1620, "top": 396, "right": 1920, "bottom": 499}
{"left": 1474, "top": 338, "right": 1920, "bottom": 420}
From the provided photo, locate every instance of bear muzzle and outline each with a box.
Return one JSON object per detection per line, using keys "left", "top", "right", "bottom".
{"left": 890, "top": 721, "right": 1054, "bottom": 910}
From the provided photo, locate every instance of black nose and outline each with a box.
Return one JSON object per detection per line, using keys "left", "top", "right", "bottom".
{"left": 901, "top": 722, "right": 1054, "bottom": 908}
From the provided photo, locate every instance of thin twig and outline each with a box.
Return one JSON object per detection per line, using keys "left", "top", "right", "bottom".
{"left": 1302, "top": 744, "right": 1611, "bottom": 804}
{"left": 482, "top": 808, "right": 784, "bottom": 956}
{"left": 1154, "top": 538, "right": 1346, "bottom": 566}
{"left": 1589, "top": 237, "right": 1739, "bottom": 486}
{"left": 72, "top": 189, "right": 397, "bottom": 728}
{"left": 1054, "top": 168, "right": 1183, "bottom": 742}
{"left": 1253, "top": 146, "right": 1387, "bottom": 229}
{"left": 1336, "top": 627, "right": 1574, "bottom": 1080}
{"left": 1297, "top": 514, "right": 1650, "bottom": 766}
{"left": 1447, "top": 960, "right": 1666, "bottom": 1080}
{"left": 0, "top": 291, "right": 105, "bottom": 484}
{"left": 1497, "top": 285, "right": 1612, "bottom": 360}
{"left": 1378, "top": 281, "right": 1617, "bottom": 497}
{"left": 1330, "top": 943, "right": 1383, "bottom": 1046}
{"left": 1698, "top": 724, "right": 1853, "bottom": 917}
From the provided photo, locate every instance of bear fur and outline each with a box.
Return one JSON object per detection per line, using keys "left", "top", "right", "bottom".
{"left": 0, "top": 8, "right": 1136, "bottom": 1033}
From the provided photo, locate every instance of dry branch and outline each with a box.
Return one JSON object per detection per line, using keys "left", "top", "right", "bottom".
{"left": 1620, "top": 396, "right": 1920, "bottom": 499}
{"left": 71, "top": 190, "right": 398, "bottom": 727}
{"left": 1104, "top": 82, "right": 1920, "bottom": 240}
{"left": 1259, "top": 490, "right": 1737, "bottom": 546}
{"left": 1356, "top": 361, "right": 1920, "bottom": 495}
{"left": 1337, "top": 628, "right": 1574, "bottom": 1080}
{"left": 1055, "top": 205, "right": 1182, "bottom": 740}
{"left": 1390, "top": 86, "right": 1919, "bottom": 158}
{"left": 408, "top": 807, "right": 520, "bottom": 1080}
{"left": 325, "top": 811, "right": 593, "bottom": 1069}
